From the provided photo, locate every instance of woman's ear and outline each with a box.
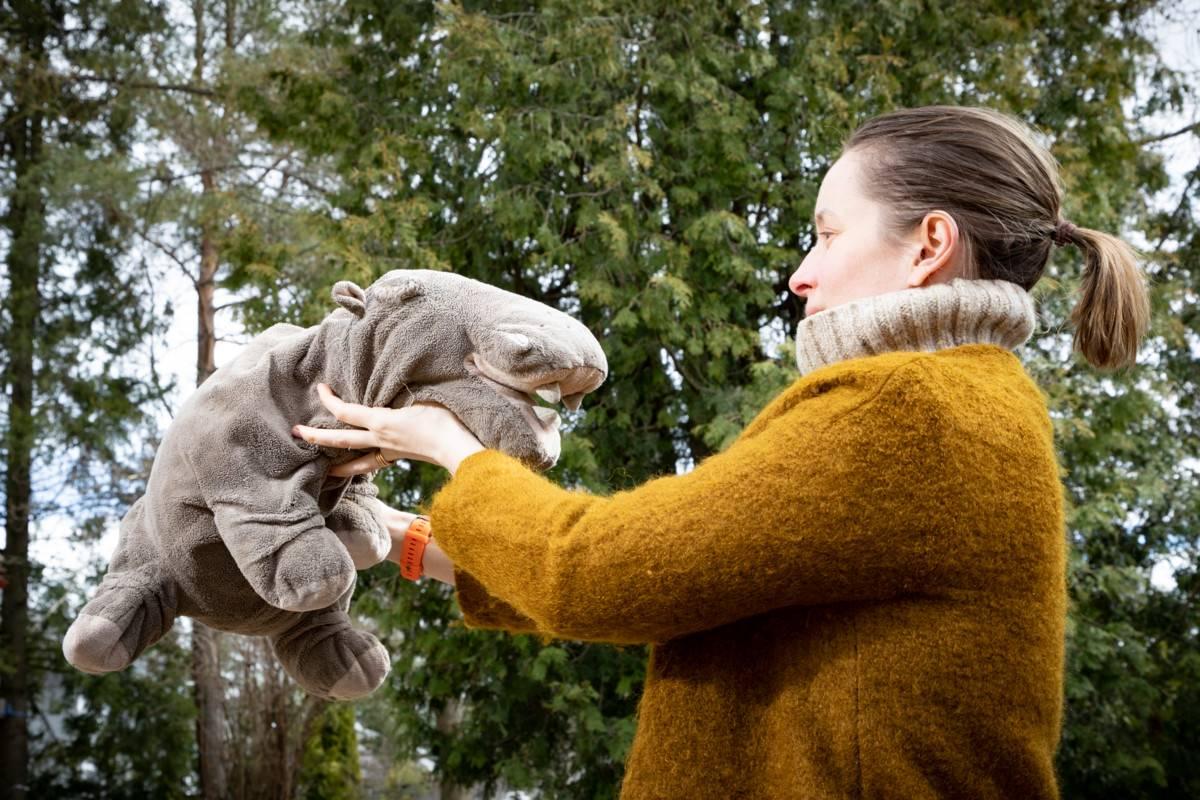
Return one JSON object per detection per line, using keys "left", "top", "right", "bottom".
{"left": 332, "top": 281, "right": 367, "bottom": 318}
{"left": 907, "top": 210, "right": 961, "bottom": 287}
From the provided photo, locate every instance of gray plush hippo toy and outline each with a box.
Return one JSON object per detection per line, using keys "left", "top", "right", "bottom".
{"left": 62, "top": 269, "right": 608, "bottom": 700}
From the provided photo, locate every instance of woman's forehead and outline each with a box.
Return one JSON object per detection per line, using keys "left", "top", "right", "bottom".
{"left": 817, "top": 154, "right": 872, "bottom": 219}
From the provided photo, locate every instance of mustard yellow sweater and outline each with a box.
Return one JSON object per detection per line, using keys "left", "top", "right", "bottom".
{"left": 429, "top": 279, "right": 1068, "bottom": 799}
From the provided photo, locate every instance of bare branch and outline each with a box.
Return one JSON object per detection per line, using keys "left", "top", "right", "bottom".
{"left": 133, "top": 227, "right": 199, "bottom": 282}
{"left": 657, "top": 336, "right": 711, "bottom": 393}
{"left": 1151, "top": 167, "right": 1199, "bottom": 254}
{"left": 70, "top": 73, "right": 217, "bottom": 97}
{"left": 1136, "top": 119, "right": 1200, "bottom": 147}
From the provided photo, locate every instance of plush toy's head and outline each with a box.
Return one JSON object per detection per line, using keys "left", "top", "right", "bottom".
{"left": 328, "top": 269, "right": 608, "bottom": 470}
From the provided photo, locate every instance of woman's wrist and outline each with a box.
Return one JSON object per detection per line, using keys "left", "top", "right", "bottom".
{"left": 442, "top": 435, "right": 487, "bottom": 476}
{"left": 382, "top": 507, "right": 455, "bottom": 586}
{"left": 421, "top": 538, "right": 457, "bottom": 586}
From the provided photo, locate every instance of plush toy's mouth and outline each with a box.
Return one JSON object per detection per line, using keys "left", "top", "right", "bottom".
{"left": 474, "top": 370, "right": 563, "bottom": 432}
{"left": 464, "top": 352, "right": 596, "bottom": 436}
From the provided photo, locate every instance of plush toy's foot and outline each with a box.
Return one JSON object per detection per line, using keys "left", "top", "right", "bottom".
{"left": 271, "top": 607, "right": 391, "bottom": 701}
{"left": 63, "top": 567, "right": 178, "bottom": 675}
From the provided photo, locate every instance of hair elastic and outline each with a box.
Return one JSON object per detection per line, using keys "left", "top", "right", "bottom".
{"left": 1052, "top": 219, "right": 1078, "bottom": 247}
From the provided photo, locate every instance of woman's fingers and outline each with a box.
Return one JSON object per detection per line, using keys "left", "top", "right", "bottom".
{"left": 292, "top": 423, "right": 379, "bottom": 450}
{"left": 328, "top": 453, "right": 385, "bottom": 477}
{"left": 317, "top": 383, "right": 380, "bottom": 429}
{"left": 328, "top": 448, "right": 424, "bottom": 477}
{"left": 295, "top": 386, "right": 458, "bottom": 467}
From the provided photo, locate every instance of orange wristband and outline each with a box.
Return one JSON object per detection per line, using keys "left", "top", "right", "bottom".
{"left": 400, "top": 515, "right": 432, "bottom": 581}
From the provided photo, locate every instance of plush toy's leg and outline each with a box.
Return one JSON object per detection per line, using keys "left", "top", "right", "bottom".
{"left": 270, "top": 606, "right": 391, "bottom": 701}
{"left": 63, "top": 564, "right": 178, "bottom": 675}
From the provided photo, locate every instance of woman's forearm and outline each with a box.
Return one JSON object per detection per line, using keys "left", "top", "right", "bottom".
{"left": 440, "top": 433, "right": 487, "bottom": 476}
{"left": 381, "top": 505, "right": 456, "bottom": 586}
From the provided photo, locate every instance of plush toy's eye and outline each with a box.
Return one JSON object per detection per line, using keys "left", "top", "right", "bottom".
{"left": 500, "top": 331, "right": 533, "bottom": 352}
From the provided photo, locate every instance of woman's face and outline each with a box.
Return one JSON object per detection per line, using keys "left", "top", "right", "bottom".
{"left": 787, "top": 149, "right": 922, "bottom": 316}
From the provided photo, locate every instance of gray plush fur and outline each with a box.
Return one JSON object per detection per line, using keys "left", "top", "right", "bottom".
{"left": 63, "top": 269, "right": 607, "bottom": 700}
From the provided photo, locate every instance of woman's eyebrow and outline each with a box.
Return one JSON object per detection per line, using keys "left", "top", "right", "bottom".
{"left": 814, "top": 208, "right": 836, "bottom": 225}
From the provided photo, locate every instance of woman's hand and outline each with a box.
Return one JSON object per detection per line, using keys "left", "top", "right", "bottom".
{"left": 380, "top": 504, "right": 456, "bottom": 587}
{"left": 292, "top": 383, "right": 485, "bottom": 477}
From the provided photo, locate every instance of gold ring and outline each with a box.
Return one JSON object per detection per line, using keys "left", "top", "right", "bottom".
{"left": 374, "top": 450, "right": 392, "bottom": 468}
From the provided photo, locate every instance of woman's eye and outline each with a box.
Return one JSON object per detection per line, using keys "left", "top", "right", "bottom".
{"left": 818, "top": 231, "right": 834, "bottom": 240}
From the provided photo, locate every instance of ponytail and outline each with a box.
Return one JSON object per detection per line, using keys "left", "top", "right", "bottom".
{"left": 1062, "top": 225, "right": 1152, "bottom": 371}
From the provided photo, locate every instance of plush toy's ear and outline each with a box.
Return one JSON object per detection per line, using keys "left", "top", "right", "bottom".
{"left": 371, "top": 278, "right": 424, "bottom": 304}
{"left": 332, "top": 281, "right": 366, "bottom": 318}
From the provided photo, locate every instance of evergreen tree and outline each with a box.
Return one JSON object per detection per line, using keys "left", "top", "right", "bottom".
{"left": 28, "top": 560, "right": 196, "bottom": 800}
{"left": 0, "top": 2, "right": 175, "bottom": 797}
{"left": 297, "top": 703, "right": 363, "bottom": 800}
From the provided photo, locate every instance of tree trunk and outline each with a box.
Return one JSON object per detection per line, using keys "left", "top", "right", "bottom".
{"left": 0, "top": 45, "right": 45, "bottom": 800}
{"left": 192, "top": 622, "right": 227, "bottom": 799}
{"left": 190, "top": 2, "right": 229, "bottom": 795}
{"left": 192, "top": 170, "right": 229, "bottom": 798}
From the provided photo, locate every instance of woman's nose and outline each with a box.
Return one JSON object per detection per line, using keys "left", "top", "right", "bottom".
{"left": 788, "top": 270, "right": 811, "bottom": 297}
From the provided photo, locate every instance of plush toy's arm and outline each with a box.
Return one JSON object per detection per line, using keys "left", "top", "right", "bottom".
{"left": 181, "top": 436, "right": 357, "bottom": 614}
{"left": 212, "top": 489, "right": 357, "bottom": 613}
{"left": 322, "top": 474, "right": 391, "bottom": 569}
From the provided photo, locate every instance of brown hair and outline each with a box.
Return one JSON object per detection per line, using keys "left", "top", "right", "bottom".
{"left": 843, "top": 105, "right": 1152, "bottom": 371}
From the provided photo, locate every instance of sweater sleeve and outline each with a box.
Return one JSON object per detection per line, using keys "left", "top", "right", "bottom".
{"left": 430, "top": 358, "right": 958, "bottom": 645}
{"left": 449, "top": 566, "right": 548, "bottom": 635}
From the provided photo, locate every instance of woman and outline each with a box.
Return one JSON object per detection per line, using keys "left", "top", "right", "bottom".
{"left": 293, "top": 105, "right": 1151, "bottom": 799}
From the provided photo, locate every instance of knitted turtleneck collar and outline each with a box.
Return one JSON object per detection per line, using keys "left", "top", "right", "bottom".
{"left": 794, "top": 277, "right": 1037, "bottom": 376}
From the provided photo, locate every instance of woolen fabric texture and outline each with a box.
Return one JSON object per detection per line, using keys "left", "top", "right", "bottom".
{"left": 793, "top": 276, "right": 1037, "bottom": 376}
{"left": 428, "top": 277, "right": 1068, "bottom": 799}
